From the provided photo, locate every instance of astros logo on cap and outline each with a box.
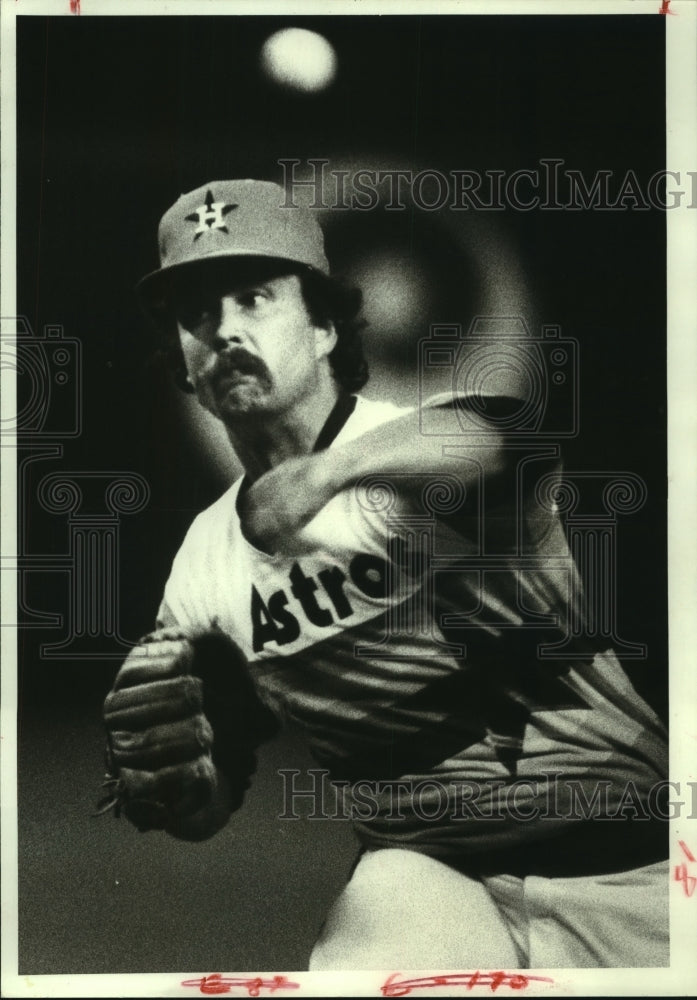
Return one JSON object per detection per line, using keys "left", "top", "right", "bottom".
{"left": 137, "top": 179, "right": 331, "bottom": 311}
{"left": 185, "top": 189, "right": 238, "bottom": 240}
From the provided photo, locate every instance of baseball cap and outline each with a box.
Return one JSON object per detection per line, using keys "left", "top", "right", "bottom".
{"left": 137, "top": 179, "right": 330, "bottom": 309}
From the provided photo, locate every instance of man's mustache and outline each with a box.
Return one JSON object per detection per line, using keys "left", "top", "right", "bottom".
{"left": 213, "top": 348, "right": 270, "bottom": 381}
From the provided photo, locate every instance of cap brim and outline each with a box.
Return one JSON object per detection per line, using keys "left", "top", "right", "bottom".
{"left": 137, "top": 250, "right": 326, "bottom": 315}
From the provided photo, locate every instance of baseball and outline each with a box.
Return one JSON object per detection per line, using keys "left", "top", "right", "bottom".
{"left": 260, "top": 28, "right": 337, "bottom": 93}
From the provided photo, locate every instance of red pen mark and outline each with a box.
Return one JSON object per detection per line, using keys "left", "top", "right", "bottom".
{"left": 679, "top": 840, "right": 696, "bottom": 862}
{"left": 659, "top": 0, "right": 674, "bottom": 14}
{"left": 180, "top": 974, "right": 301, "bottom": 997}
{"left": 675, "top": 841, "right": 697, "bottom": 897}
{"left": 381, "top": 972, "right": 555, "bottom": 997}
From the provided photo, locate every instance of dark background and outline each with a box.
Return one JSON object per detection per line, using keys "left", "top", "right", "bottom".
{"left": 15, "top": 14, "right": 667, "bottom": 974}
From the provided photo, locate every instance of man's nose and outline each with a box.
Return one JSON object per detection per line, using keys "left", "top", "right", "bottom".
{"left": 213, "top": 295, "right": 247, "bottom": 348}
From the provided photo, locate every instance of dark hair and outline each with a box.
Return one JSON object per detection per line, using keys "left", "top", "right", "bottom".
{"left": 147, "top": 259, "right": 369, "bottom": 394}
{"left": 298, "top": 269, "right": 369, "bottom": 393}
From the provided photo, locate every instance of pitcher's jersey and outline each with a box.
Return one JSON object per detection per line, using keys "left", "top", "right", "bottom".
{"left": 157, "top": 394, "right": 667, "bottom": 874}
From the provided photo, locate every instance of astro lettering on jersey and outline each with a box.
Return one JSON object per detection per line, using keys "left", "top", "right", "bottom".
{"left": 250, "top": 554, "right": 395, "bottom": 652}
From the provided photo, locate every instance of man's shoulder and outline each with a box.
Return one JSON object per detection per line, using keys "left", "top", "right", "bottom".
{"left": 333, "top": 394, "right": 412, "bottom": 446}
{"left": 181, "top": 478, "right": 244, "bottom": 542}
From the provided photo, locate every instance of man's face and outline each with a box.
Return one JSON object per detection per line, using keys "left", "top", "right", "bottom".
{"left": 173, "top": 267, "right": 336, "bottom": 423}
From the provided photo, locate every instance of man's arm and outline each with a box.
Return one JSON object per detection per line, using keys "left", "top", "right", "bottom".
{"left": 240, "top": 402, "right": 506, "bottom": 552}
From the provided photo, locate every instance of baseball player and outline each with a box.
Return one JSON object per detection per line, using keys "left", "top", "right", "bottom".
{"left": 102, "top": 179, "right": 669, "bottom": 969}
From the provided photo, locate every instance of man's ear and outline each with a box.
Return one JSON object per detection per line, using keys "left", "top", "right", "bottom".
{"left": 314, "top": 321, "right": 337, "bottom": 360}
{"left": 173, "top": 323, "right": 196, "bottom": 393}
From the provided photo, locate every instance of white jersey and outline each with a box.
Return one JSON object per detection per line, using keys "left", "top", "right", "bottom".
{"left": 158, "top": 394, "right": 667, "bottom": 876}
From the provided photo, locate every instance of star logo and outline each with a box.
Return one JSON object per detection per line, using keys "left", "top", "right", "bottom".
{"left": 186, "top": 189, "right": 238, "bottom": 240}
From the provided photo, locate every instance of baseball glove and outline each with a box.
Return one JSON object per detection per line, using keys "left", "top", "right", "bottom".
{"left": 97, "top": 626, "right": 279, "bottom": 841}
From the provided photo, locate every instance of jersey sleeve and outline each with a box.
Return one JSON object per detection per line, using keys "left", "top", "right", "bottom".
{"left": 155, "top": 520, "right": 209, "bottom": 632}
{"left": 154, "top": 496, "right": 237, "bottom": 633}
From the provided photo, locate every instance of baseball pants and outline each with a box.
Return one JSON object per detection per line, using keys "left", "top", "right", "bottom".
{"left": 309, "top": 847, "right": 669, "bottom": 970}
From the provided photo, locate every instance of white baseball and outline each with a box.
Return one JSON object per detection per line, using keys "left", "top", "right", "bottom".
{"left": 260, "top": 28, "right": 337, "bottom": 93}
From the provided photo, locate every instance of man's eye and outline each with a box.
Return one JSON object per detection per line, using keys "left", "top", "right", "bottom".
{"left": 176, "top": 299, "right": 217, "bottom": 330}
{"left": 238, "top": 289, "right": 266, "bottom": 308}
